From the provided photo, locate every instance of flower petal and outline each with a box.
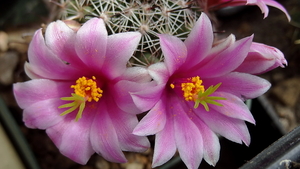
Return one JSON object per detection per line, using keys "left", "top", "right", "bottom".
{"left": 194, "top": 35, "right": 253, "bottom": 78}
{"left": 102, "top": 32, "right": 142, "bottom": 79}
{"left": 197, "top": 109, "right": 251, "bottom": 146}
{"left": 120, "top": 67, "right": 152, "bottom": 82}
{"left": 210, "top": 92, "right": 255, "bottom": 124}
{"left": 203, "top": 72, "right": 271, "bottom": 100}
{"left": 152, "top": 113, "right": 176, "bottom": 168}
{"left": 133, "top": 95, "right": 167, "bottom": 136}
{"left": 45, "top": 20, "right": 84, "bottom": 67}
{"left": 148, "top": 62, "right": 170, "bottom": 84}
{"left": 13, "top": 79, "right": 73, "bottom": 109}
{"left": 90, "top": 101, "right": 127, "bottom": 163}
{"left": 172, "top": 95, "right": 203, "bottom": 169}
{"left": 108, "top": 97, "right": 150, "bottom": 152}
{"left": 205, "top": 34, "right": 236, "bottom": 62}
{"left": 75, "top": 18, "right": 107, "bottom": 71}
{"left": 262, "top": 0, "right": 291, "bottom": 21}
{"left": 28, "top": 29, "right": 81, "bottom": 80}
{"left": 131, "top": 84, "right": 166, "bottom": 112}
{"left": 235, "top": 42, "right": 287, "bottom": 74}
{"left": 192, "top": 117, "right": 220, "bottom": 166}
{"left": 183, "top": 13, "right": 214, "bottom": 68}
{"left": 159, "top": 34, "right": 187, "bottom": 74}
{"left": 46, "top": 105, "right": 96, "bottom": 164}
{"left": 23, "top": 98, "right": 64, "bottom": 129}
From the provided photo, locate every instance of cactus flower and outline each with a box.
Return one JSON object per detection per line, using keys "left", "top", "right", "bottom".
{"left": 132, "top": 13, "right": 284, "bottom": 169}
{"left": 13, "top": 18, "right": 150, "bottom": 164}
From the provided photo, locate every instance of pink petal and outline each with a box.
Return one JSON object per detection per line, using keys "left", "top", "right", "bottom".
{"left": 205, "top": 34, "right": 236, "bottom": 62}
{"left": 102, "top": 32, "right": 142, "bottom": 79}
{"left": 159, "top": 34, "right": 187, "bottom": 74}
{"left": 262, "top": 0, "right": 291, "bottom": 21}
{"left": 202, "top": 72, "right": 271, "bottom": 100}
{"left": 23, "top": 98, "right": 65, "bottom": 129}
{"left": 183, "top": 13, "right": 214, "bottom": 68}
{"left": 108, "top": 97, "right": 150, "bottom": 152}
{"left": 28, "top": 29, "right": 81, "bottom": 80}
{"left": 90, "top": 101, "right": 127, "bottom": 163}
{"left": 75, "top": 18, "right": 107, "bottom": 71}
{"left": 172, "top": 95, "right": 203, "bottom": 169}
{"left": 148, "top": 62, "right": 170, "bottom": 84}
{"left": 131, "top": 84, "right": 166, "bottom": 112}
{"left": 197, "top": 109, "right": 251, "bottom": 146}
{"left": 210, "top": 92, "right": 255, "bottom": 124}
{"left": 112, "top": 80, "right": 151, "bottom": 114}
{"left": 24, "top": 62, "right": 45, "bottom": 79}
{"left": 45, "top": 20, "right": 84, "bottom": 67}
{"left": 46, "top": 104, "right": 96, "bottom": 164}
{"left": 152, "top": 113, "right": 176, "bottom": 167}
{"left": 192, "top": 117, "right": 220, "bottom": 166}
{"left": 13, "top": 79, "right": 73, "bottom": 109}
{"left": 133, "top": 95, "right": 167, "bottom": 136}
{"left": 194, "top": 35, "right": 253, "bottom": 78}
{"left": 120, "top": 67, "right": 152, "bottom": 82}
{"left": 235, "top": 42, "right": 287, "bottom": 74}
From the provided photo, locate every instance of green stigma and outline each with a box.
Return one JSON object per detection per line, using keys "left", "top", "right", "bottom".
{"left": 58, "top": 93, "right": 86, "bottom": 121}
{"left": 194, "top": 83, "right": 226, "bottom": 111}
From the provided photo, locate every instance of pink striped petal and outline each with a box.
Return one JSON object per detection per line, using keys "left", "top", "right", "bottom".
{"left": 210, "top": 92, "right": 255, "bottom": 124}
{"left": 194, "top": 35, "right": 253, "bottom": 78}
{"left": 28, "top": 29, "right": 81, "bottom": 80}
{"left": 148, "top": 62, "right": 170, "bottom": 84}
{"left": 197, "top": 109, "right": 251, "bottom": 146}
{"left": 192, "top": 117, "right": 220, "bottom": 166}
{"left": 152, "top": 113, "right": 176, "bottom": 167}
{"left": 46, "top": 105, "right": 96, "bottom": 164}
{"left": 102, "top": 32, "right": 141, "bottom": 79}
{"left": 172, "top": 95, "right": 203, "bottom": 169}
{"left": 183, "top": 13, "right": 214, "bottom": 68}
{"left": 159, "top": 34, "right": 187, "bottom": 74}
{"left": 13, "top": 79, "right": 73, "bottom": 109}
{"left": 45, "top": 20, "right": 85, "bottom": 67}
{"left": 133, "top": 95, "right": 167, "bottom": 136}
{"left": 90, "top": 101, "right": 127, "bottom": 163}
{"left": 108, "top": 98, "right": 150, "bottom": 152}
{"left": 75, "top": 18, "right": 107, "bottom": 71}
{"left": 23, "top": 98, "right": 64, "bottom": 129}
{"left": 262, "top": 0, "right": 291, "bottom": 21}
{"left": 203, "top": 72, "right": 271, "bottom": 100}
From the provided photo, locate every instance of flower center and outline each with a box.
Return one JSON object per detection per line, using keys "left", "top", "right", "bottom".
{"left": 181, "top": 76, "right": 205, "bottom": 101}
{"left": 58, "top": 76, "right": 103, "bottom": 121}
{"left": 170, "top": 76, "right": 226, "bottom": 111}
{"left": 71, "top": 76, "right": 103, "bottom": 102}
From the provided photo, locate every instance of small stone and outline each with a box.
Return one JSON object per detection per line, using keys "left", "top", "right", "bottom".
{"left": 0, "top": 51, "right": 19, "bottom": 85}
{"left": 125, "top": 163, "right": 143, "bottom": 169}
{"left": 271, "top": 78, "right": 300, "bottom": 107}
{"left": 0, "top": 31, "right": 8, "bottom": 52}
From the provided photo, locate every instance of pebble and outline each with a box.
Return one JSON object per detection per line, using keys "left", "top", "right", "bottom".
{"left": 271, "top": 77, "right": 300, "bottom": 108}
{"left": 0, "top": 51, "right": 19, "bottom": 85}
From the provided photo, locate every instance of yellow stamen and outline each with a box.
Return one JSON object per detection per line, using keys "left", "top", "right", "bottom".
{"left": 181, "top": 76, "right": 205, "bottom": 101}
{"left": 58, "top": 76, "right": 103, "bottom": 121}
{"left": 71, "top": 76, "right": 103, "bottom": 102}
{"left": 171, "top": 76, "right": 226, "bottom": 111}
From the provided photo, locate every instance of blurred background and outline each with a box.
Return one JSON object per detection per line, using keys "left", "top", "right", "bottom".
{"left": 0, "top": 0, "right": 299, "bottom": 169}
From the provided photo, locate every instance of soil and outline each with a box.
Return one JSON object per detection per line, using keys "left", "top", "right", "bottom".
{"left": 0, "top": 0, "right": 299, "bottom": 169}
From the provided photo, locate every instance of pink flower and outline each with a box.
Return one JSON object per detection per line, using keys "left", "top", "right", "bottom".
{"left": 236, "top": 42, "right": 287, "bottom": 74}
{"left": 132, "top": 13, "right": 284, "bottom": 169}
{"left": 13, "top": 18, "right": 150, "bottom": 164}
{"left": 199, "top": 0, "right": 290, "bottom": 21}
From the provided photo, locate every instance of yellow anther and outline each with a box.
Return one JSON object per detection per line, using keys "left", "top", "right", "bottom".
{"left": 170, "top": 83, "right": 175, "bottom": 89}
{"left": 71, "top": 76, "right": 103, "bottom": 102}
{"left": 181, "top": 76, "right": 205, "bottom": 101}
